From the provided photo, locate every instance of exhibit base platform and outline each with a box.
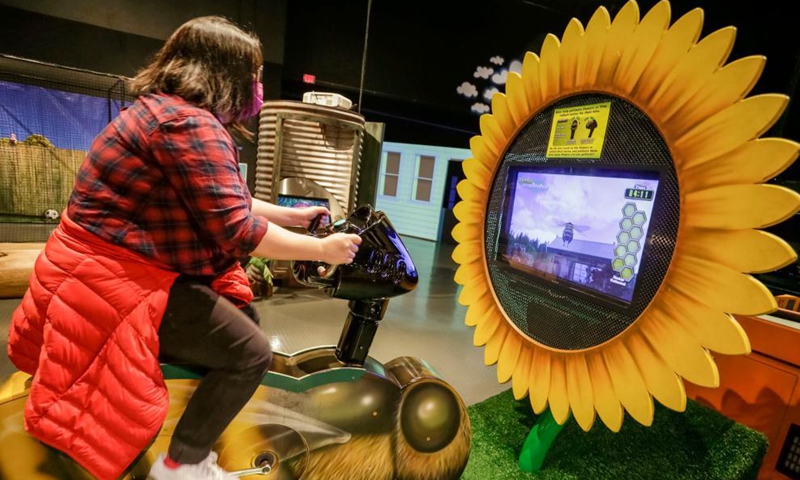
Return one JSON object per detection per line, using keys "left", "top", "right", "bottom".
{"left": 687, "top": 314, "right": 800, "bottom": 480}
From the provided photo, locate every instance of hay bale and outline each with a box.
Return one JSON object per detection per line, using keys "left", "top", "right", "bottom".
{"left": 0, "top": 144, "right": 85, "bottom": 218}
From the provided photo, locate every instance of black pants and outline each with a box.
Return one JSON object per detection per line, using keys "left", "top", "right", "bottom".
{"left": 158, "top": 276, "right": 272, "bottom": 464}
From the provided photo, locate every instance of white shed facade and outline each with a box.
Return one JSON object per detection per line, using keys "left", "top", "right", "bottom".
{"left": 374, "top": 142, "right": 471, "bottom": 241}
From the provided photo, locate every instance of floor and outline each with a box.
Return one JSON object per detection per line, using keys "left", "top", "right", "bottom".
{"left": 0, "top": 237, "right": 507, "bottom": 406}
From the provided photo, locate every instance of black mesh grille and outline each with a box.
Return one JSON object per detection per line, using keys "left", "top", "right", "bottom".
{"left": 484, "top": 94, "right": 679, "bottom": 350}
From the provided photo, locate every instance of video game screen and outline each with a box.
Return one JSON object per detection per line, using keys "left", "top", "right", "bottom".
{"left": 277, "top": 194, "right": 329, "bottom": 210}
{"left": 497, "top": 165, "right": 661, "bottom": 305}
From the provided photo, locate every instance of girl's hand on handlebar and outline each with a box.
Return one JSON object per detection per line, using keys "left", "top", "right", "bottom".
{"left": 321, "top": 233, "right": 362, "bottom": 265}
{"left": 295, "top": 206, "right": 330, "bottom": 229}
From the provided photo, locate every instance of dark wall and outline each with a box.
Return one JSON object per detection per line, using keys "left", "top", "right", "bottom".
{"left": 282, "top": 0, "right": 800, "bottom": 181}
{"left": 282, "top": 0, "right": 605, "bottom": 109}
{"left": 282, "top": 0, "right": 574, "bottom": 147}
{"left": 0, "top": 6, "right": 163, "bottom": 77}
{"left": 1, "top": 0, "right": 799, "bottom": 178}
{"left": 0, "top": 0, "right": 287, "bottom": 95}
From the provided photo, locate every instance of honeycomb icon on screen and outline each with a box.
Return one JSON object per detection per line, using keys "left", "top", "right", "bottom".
{"left": 612, "top": 203, "right": 646, "bottom": 281}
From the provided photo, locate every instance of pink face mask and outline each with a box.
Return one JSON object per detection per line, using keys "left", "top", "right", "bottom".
{"left": 241, "top": 79, "right": 263, "bottom": 120}
{"left": 216, "top": 80, "right": 263, "bottom": 124}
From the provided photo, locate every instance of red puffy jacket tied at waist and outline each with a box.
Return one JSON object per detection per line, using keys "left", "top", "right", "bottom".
{"left": 7, "top": 212, "right": 254, "bottom": 480}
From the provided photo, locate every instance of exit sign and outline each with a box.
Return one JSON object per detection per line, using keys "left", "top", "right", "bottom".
{"left": 302, "top": 74, "right": 316, "bottom": 84}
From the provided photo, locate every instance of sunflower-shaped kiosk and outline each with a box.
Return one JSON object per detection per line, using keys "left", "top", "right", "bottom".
{"left": 452, "top": 0, "right": 800, "bottom": 472}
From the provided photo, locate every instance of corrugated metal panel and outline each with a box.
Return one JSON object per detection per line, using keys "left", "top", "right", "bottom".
{"left": 255, "top": 101, "right": 365, "bottom": 212}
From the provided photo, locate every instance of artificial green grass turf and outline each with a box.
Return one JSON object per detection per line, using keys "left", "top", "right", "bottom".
{"left": 462, "top": 389, "right": 767, "bottom": 480}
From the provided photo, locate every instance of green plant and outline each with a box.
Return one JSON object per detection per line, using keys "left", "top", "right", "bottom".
{"left": 245, "top": 256, "right": 274, "bottom": 300}
{"left": 246, "top": 256, "right": 273, "bottom": 285}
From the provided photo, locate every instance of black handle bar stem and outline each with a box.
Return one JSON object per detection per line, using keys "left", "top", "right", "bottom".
{"left": 335, "top": 298, "right": 389, "bottom": 366}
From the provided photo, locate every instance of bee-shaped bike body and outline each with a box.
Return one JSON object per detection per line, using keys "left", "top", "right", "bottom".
{"left": 0, "top": 205, "right": 472, "bottom": 480}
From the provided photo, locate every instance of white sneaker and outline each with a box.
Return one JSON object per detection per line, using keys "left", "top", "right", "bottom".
{"left": 148, "top": 452, "right": 236, "bottom": 480}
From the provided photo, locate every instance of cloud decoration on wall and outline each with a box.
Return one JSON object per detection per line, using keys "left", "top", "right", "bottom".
{"left": 457, "top": 82, "right": 479, "bottom": 98}
{"left": 491, "top": 69, "right": 509, "bottom": 85}
{"left": 474, "top": 66, "right": 494, "bottom": 79}
{"left": 459, "top": 56, "right": 525, "bottom": 115}
{"left": 471, "top": 102, "right": 490, "bottom": 114}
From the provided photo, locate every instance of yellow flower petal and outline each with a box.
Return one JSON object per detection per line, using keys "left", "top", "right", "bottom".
{"left": 587, "top": 353, "right": 623, "bottom": 432}
{"left": 596, "top": 0, "right": 639, "bottom": 88}
{"left": 505, "top": 71, "right": 530, "bottom": 125}
{"left": 452, "top": 200, "right": 483, "bottom": 225}
{"left": 458, "top": 276, "right": 489, "bottom": 306}
{"left": 484, "top": 322, "right": 509, "bottom": 366}
{"left": 566, "top": 355, "right": 596, "bottom": 431}
{"left": 641, "top": 306, "right": 720, "bottom": 387}
{"left": 497, "top": 333, "right": 523, "bottom": 383}
{"left": 659, "top": 288, "right": 751, "bottom": 355}
{"left": 479, "top": 114, "right": 506, "bottom": 156}
{"left": 613, "top": 0, "right": 670, "bottom": 94}
{"left": 454, "top": 260, "right": 482, "bottom": 285}
{"left": 679, "top": 227, "right": 797, "bottom": 274}
{"left": 666, "top": 56, "right": 765, "bottom": 138}
{"left": 461, "top": 158, "right": 492, "bottom": 190}
{"left": 648, "top": 27, "right": 736, "bottom": 126}
{"left": 559, "top": 18, "right": 585, "bottom": 92}
{"left": 451, "top": 240, "right": 482, "bottom": 265}
{"left": 675, "top": 94, "right": 788, "bottom": 166}
{"left": 668, "top": 253, "right": 778, "bottom": 315}
{"left": 457, "top": 179, "right": 483, "bottom": 201}
{"left": 512, "top": 347, "right": 533, "bottom": 400}
{"left": 539, "top": 34, "right": 562, "bottom": 101}
{"left": 491, "top": 93, "right": 516, "bottom": 139}
{"left": 469, "top": 136, "right": 499, "bottom": 172}
{"left": 625, "top": 332, "right": 686, "bottom": 412}
{"left": 529, "top": 348, "right": 552, "bottom": 414}
{"left": 576, "top": 7, "right": 611, "bottom": 88}
{"left": 473, "top": 310, "right": 501, "bottom": 347}
{"left": 634, "top": 8, "right": 703, "bottom": 102}
{"left": 682, "top": 138, "right": 800, "bottom": 193}
{"left": 603, "top": 342, "right": 654, "bottom": 426}
{"left": 451, "top": 222, "right": 481, "bottom": 246}
{"left": 464, "top": 293, "right": 494, "bottom": 327}
{"left": 549, "top": 355, "right": 570, "bottom": 425}
{"left": 521, "top": 52, "right": 544, "bottom": 112}
{"left": 684, "top": 184, "right": 800, "bottom": 230}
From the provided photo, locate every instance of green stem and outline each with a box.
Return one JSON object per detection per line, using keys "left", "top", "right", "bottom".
{"left": 518, "top": 408, "right": 567, "bottom": 473}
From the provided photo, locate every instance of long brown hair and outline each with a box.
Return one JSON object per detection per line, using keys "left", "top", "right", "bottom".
{"left": 130, "top": 16, "right": 262, "bottom": 139}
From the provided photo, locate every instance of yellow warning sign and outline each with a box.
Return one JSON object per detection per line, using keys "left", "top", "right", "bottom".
{"left": 546, "top": 102, "right": 611, "bottom": 159}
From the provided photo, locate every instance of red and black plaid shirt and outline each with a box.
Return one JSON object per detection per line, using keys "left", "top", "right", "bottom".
{"left": 67, "top": 93, "right": 268, "bottom": 276}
